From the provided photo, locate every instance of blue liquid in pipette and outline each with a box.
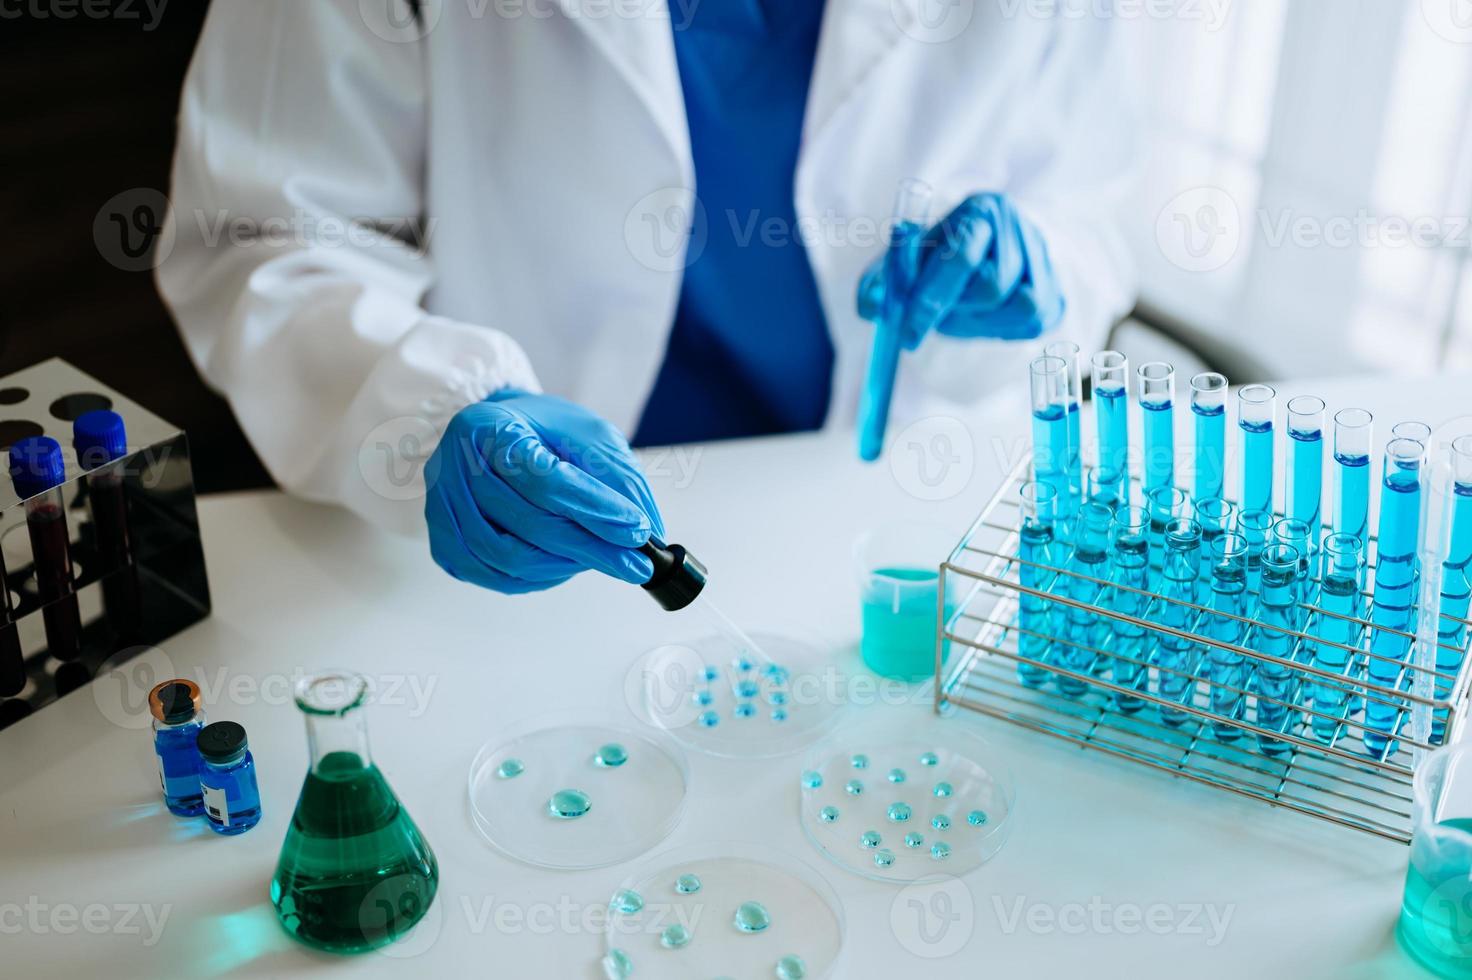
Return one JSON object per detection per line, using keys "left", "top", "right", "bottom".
{"left": 1193, "top": 401, "right": 1226, "bottom": 502}
{"left": 1032, "top": 404, "right": 1073, "bottom": 519}
{"left": 857, "top": 220, "right": 925, "bottom": 461}
{"left": 1365, "top": 465, "right": 1422, "bottom": 756}
{"left": 1334, "top": 451, "right": 1371, "bottom": 544}
{"left": 1142, "top": 397, "right": 1174, "bottom": 497}
{"left": 1096, "top": 384, "right": 1130, "bottom": 504}
{"left": 1312, "top": 565, "right": 1363, "bottom": 744}
{"left": 1241, "top": 419, "right": 1274, "bottom": 516}
{"left": 1016, "top": 519, "right": 1059, "bottom": 689}
{"left": 1289, "top": 425, "right": 1323, "bottom": 542}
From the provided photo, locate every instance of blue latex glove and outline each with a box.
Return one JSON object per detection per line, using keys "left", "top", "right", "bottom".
{"left": 424, "top": 390, "right": 665, "bottom": 594}
{"left": 857, "top": 193, "right": 1064, "bottom": 349}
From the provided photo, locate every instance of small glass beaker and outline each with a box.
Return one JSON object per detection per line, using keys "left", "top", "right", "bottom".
{"left": 853, "top": 522, "right": 958, "bottom": 681}
{"left": 1401, "top": 743, "right": 1472, "bottom": 976}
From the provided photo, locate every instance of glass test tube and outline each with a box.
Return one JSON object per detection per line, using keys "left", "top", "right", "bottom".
{"left": 1332, "top": 409, "right": 1374, "bottom": 544}
{"left": 1205, "top": 532, "right": 1250, "bottom": 741}
{"left": 1195, "top": 497, "right": 1237, "bottom": 586}
{"left": 1030, "top": 356, "right": 1073, "bottom": 524}
{"left": 1092, "top": 351, "right": 1131, "bottom": 506}
{"left": 1393, "top": 421, "right": 1433, "bottom": 447}
{"left": 1044, "top": 341, "right": 1083, "bottom": 516}
{"left": 1433, "top": 436, "right": 1472, "bottom": 743}
{"left": 1254, "top": 542, "right": 1304, "bottom": 757}
{"left": 8, "top": 437, "right": 83, "bottom": 661}
{"left": 1154, "top": 517, "right": 1204, "bottom": 728}
{"left": 1364, "top": 439, "right": 1426, "bottom": 757}
{"left": 1054, "top": 502, "right": 1112, "bottom": 699}
{"left": 1107, "top": 505, "right": 1152, "bottom": 713}
{"left": 0, "top": 549, "right": 23, "bottom": 697}
{"left": 1311, "top": 533, "right": 1366, "bottom": 745}
{"left": 1147, "top": 485, "right": 1190, "bottom": 589}
{"left": 75, "top": 410, "right": 142, "bottom": 646}
{"left": 1016, "top": 481, "right": 1061, "bottom": 690}
{"left": 1286, "top": 396, "right": 1325, "bottom": 547}
{"left": 1139, "top": 362, "right": 1175, "bottom": 499}
{"left": 1238, "top": 384, "right": 1277, "bottom": 517}
{"left": 1085, "top": 464, "right": 1124, "bottom": 511}
{"left": 1190, "top": 372, "right": 1228, "bottom": 503}
{"left": 1239, "top": 509, "right": 1275, "bottom": 595}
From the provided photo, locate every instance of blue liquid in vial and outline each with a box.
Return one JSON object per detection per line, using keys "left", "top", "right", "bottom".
{"left": 1017, "top": 514, "right": 1060, "bottom": 689}
{"left": 1253, "top": 560, "right": 1302, "bottom": 756}
{"left": 1032, "top": 404, "right": 1073, "bottom": 522}
{"left": 1108, "top": 522, "right": 1152, "bottom": 713}
{"left": 155, "top": 720, "right": 206, "bottom": 817}
{"left": 1365, "top": 465, "right": 1423, "bottom": 756}
{"left": 1096, "top": 383, "right": 1130, "bottom": 504}
{"left": 1141, "top": 397, "right": 1175, "bottom": 496}
{"left": 1240, "top": 418, "right": 1274, "bottom": 516}
{"left": 1289, "top": 425, "right": 1324, "bottom": 537}
{"left": 1312, "top": 566, "right": 1363, "bottom": 744}
{"left": 1193, "top": 401, "right": 1226, "bottom": 502}
{"left": 1334, "top": 451, "right": 1371, "bottom": 543}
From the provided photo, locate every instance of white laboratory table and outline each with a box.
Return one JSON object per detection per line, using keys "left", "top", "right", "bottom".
{"left": 3, "top": 372, "right": 1467, "bottom": 980}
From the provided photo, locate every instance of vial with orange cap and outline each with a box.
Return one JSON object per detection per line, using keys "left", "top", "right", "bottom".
{"left": 149, "top": 679, "right": 207, "bottom": 816}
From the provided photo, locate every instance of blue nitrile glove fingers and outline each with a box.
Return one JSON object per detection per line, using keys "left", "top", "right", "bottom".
{"left": 425, "top": 392, "right": 663, "bottom": 594}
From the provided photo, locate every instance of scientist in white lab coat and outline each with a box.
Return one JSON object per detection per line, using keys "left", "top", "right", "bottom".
{"left": 157, "top": 0, "right": 1135, "bottom": 594}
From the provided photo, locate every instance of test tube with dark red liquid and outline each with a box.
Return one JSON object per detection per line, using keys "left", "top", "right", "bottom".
{"left": 75, "top": 410, "right": 142, "bottom": 645}
{"left": 0, "top": 549, "right": 24, "bottom": 696}
{"left": 8, "top": 436, "right": 83, "bottom": 661}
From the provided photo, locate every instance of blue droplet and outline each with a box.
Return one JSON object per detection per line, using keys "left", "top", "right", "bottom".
{"left": 737, "top": 679, "right": 760, "bottom": 699}
{"left": 659, "top": 923, "right": 692, "bottom": 949}
{"left": 967, "top": 809, "right": 989, "bottom": 827}
{"left": 703, "top": 665, "right": 720, "bottom": 682}
{"left": 873, "top": 848, "right": 896, "bottom": 868}
{"left": 761, "top": 663, "right": 790, "bottom": 683}
{"left": 734, "top": 701, "right": 756, "bottom": 718}
{"left": 919, "top": 752, "right": 939, "bottom": 767}
{"left": 610, "top": 889, "right": 644, "bottom": 915}
{"left": 931, "top": 841, "right": 951, "bottom": 860}
{"left": 776, "top": 955, "right": 807, "bottom": 980}
{"left": 594, "top": 743, "right": 628, "bottom": 768}
{"left": 887, "top": 768, "right": 906, "bottom": 784}
{"left": 548, "top": 789, "right": 591, "bottom": 820}
{"left": 887, "top": 802, "right": 912, "bottom": 823}
{"left": 818, "top": 805, "right": 839, "bottom": 823}
{"left": 769, "top": 690, "right": 788, "bottom": 706}
{"left": 933, "top": 781, "right": 954, "bottom": 798}
{"left": 904, "top": 831, "right": 925, "bottom": 848}
{"left": 801, "top": 770, "right": 823, "bottom": 790}
{"left": 602, "top": 948, "right": 633, "bottom": 979}
{"left": 851, "top": 754, "right": 869, "bottom": 769}
{"left": 699, "top": 710, "right": 720, "bottom": 728}
{"left": 693, "top": 689, "right": 713, "bottom": 706}
{"left": 675, "top": 873, "right": 702, "bottom": 895}
{"left": 931, "top": 814, "right": 951, "bottom": 831}
{"left": 733, "top": 656, "right": 754, "bottom": 672}
{"left": 771, "top": 708, "right": 788, "bottom": 722}
{"left": 733, "top": 901, "right": 771, "bottom": 933}
{"left": 496, "top": 758, "right": 525, "bottom": 779}
{"left": 845, "top": 779, "right": 864, "bottom": 796}
{"left": 859, "top": 830, "right": 882, "bottom": 849}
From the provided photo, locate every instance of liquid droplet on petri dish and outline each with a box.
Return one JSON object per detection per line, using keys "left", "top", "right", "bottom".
{"left": 694, "top": 689, "right": 714, "bottom": 706}
{"left": 851, "top": 753, "right": 869, "bottom": 769}
{"left": 496, "top": 758, "right": 525, "bottom": 779}
{"left": 703, "top": 665, "right": 720, "bottom": 682}
{"left": 904, "top": 831, "right": 924, "bottom": 848}
{"left": 772, "top": 708, "right": 788, "bottom": 722}
{"left": 932, "top": 814, "right": 951, "bottom": 831}
{"left": 762, "top": 663, "right": 789, "bottom": 683}
{"left": 818, "top": 805, "right": 839, "bottom": 823}
{"left": 733, "top": 901, "right": 771, "bottom": 933}
{"left": 660, "top": 924, "right": 692, "bottom": 949}
{"left": 967, "top": 809, "right": 989, "bottom": 827}
{"left": 887, "top": 802, "right": 912, "bottom": 823}
{"left": 602, "top": 948, "right": 633, "bottom": 979}
{"left": 873, "top": 848, "right": 896, "bottom": 868}
{"left": 887, "top": 768, "right": 906, "bottom": 784}
{"left": 859, "top": 830, "right": 882, "bottom": 849}
{"left": 776, "top": 954, "right": 808, "bottom": 980}
{"left": 734, "top": 701, "right": 756, "bottom": 719}
{"left": 845, "top": 779, "right": 864, "bottom": 796}
{"left": 548, "top": 789, "right": 592, "bottom": 820}
{"left": 919, "top": 752, "right": 939, "bottom": 767}
{"left": 933, "top": 781, "right": 954, "bottom": 798}
{"left": 737, "top": 679, "right": 760, "bottom": 699}
{"left": 931, "top": 841, "right": 951, "bottom": 860}
{"left": 594, "top": 743, "right": 628, "bottom": 768}
{"left": 801, "top": 770, "right": 823, "bottom": 790}
{"left": 611, "top": 889, "right": 644, "bottom": 915}
{"left": 769, "top": 691, "right": 788, "bottom": 706}
{"left": 733, "top": 656, "right": 754, "bottom": 673}
{"left": 699, "top": 710, "right": 720, "bottom": 728}
{"left": 675, "top": 873, "right": 702, "bottom": 895}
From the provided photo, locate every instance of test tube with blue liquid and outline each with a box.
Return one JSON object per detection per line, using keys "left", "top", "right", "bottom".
{"left": 1030, "top": 356, "right": 1073, "bottom": 529}
{"left": 1333, "top": 408, "right": 1374, "bottom": 545}
{"left": 1107, "top": 505, "right": 1152, "bottom": 712}
{"left": 1394, "top": 421, "right": 1433, "bottom": 447}
{"left": 1254, "top": 542, "right": 1304, "bottom": 757}
{"left": 1286, "top": 396, "right": 1325, "bottom": 550}
{"left": 857, "top": 179, "right": 932, "bottom": 462}
{"left": 1190, "top": 372, "right": 1227, "bottom": 503}
{"left": 1310, "top": 533, "right": 1366, "bottom": 745}
{"left": 1239, "top": 509, "right": 1274, "bottom": 595}
{"left": 1433, "top": 436, "right": 1472, "bottom": 743}
{"left": 1147, "top": 486, "right": 1189, "bottom": 589}
{"left": 1016, "top": 481, "right": 1061, "bottom": 690}
{"left": 1204, "top": 532, "right": 1250, "bottom": 740}
{"left": 1238, "top": 384, "right": 1276, "bottom": 517}
{"left": 1195, "top": 497, "right": 1236, "bottom": 587}
{"left": 1153, "top": 517, "right": 1204, "bottom": 726}
{"left": 1364, "top": 438, "right": 1426, "bottom": 757}
{"left": 1044, "top": 341, "right": 1083, "bottom": 517}
{"left": 1138, "top": 362, "right": 1175, "bottom": 500}
{"left": 1092, "top": 351, "right": 1131, "bottom": 506}
{"left": 1053, "top": 502, "right": 1112, "bottom": 698}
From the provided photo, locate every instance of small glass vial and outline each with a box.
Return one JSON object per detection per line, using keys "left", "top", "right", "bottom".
{"left": 197, "top": 721, "right": 262, "bottom": 835}
{"left": 150, "top": 679, "right": 206, "bottom": 817}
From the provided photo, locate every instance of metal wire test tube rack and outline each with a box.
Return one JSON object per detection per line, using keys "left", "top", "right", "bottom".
{"left": 936, "top": 462, "right": 1472, "bottom": 843}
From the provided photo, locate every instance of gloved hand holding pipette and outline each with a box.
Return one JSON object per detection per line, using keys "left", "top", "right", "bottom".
{"left": 424, "top": 390, "right": 666, "bottom": 594}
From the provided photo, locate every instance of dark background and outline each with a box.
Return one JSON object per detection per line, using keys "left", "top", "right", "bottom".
{"left": 0, "top": 0, "right": 271, "bottom": 493}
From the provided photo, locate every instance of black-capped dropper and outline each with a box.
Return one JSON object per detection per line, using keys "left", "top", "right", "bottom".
{"left": 637, "top": 536, "right": 707, "bottom": 611}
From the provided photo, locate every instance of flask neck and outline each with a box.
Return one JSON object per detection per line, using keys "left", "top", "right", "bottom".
{"left": 305, "top": 709, "right": 373, "bottom": 773}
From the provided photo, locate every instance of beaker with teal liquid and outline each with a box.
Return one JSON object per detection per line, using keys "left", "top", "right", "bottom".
{"left": 271, "top": 671, "right": 439, "bottom": 954}
{"left": 1401, "top": 743, "right": 1472, "bottom": 977}
{"left": 855, "top": 523, "right": 959, "bottom": 681}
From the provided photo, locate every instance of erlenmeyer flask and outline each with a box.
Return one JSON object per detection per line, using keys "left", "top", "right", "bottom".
{"left": 270, "top": 671, "right": 438, "bottom": 954}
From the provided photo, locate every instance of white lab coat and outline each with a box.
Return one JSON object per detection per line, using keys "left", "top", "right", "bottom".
{"left": 158, "top": 0, "right": 1136, "bottom": 534}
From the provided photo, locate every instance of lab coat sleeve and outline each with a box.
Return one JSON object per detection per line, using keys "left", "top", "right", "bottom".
{"left": 911, "top": 14, "right": 1139, "bottom": 401}
{"left": 156, "top": 0, "right": 540, "bottom": 536}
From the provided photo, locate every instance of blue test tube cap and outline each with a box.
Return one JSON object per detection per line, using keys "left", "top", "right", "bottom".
{"left": 9, "top": 435, "right": 67, "bottom": 499}
{"left": 73, "top": 409, "right": 129, "bottom": 469}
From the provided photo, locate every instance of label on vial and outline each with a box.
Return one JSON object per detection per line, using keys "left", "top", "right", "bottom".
{"left": 203, "top": 784, "right": 230, "bottom": 827}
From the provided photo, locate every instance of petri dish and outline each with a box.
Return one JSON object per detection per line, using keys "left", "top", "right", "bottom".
{"left": 600, "top": 842, "right": 845, "bottom": 980}
{"left": 631, "top": 631, "right": 846, "bottom": 759}
{"left": 798, "top": 731, "right": 1014, "bottom": 883}
{"left": 469, "top": 709, "right": 689, "bottom": 870}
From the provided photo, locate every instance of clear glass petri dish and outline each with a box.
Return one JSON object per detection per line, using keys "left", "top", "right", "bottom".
{"left": 600, "top": 841, "right": 846, "bottom": 980}
{"left": 468, "top": 709, "right": 690, "bottom": 870}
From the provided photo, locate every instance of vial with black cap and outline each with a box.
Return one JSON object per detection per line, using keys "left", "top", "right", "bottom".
{"left": 74, "top": 410, "right": 142, "bottom": 644}
{"left": 149, "top": 679, "right": 207, "bottom": 817}
{"left": 8, "top": 436, "right": 83, "bottom": 660}
{"left": 197, "top": 721, "right": 262, "bottom": 835}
